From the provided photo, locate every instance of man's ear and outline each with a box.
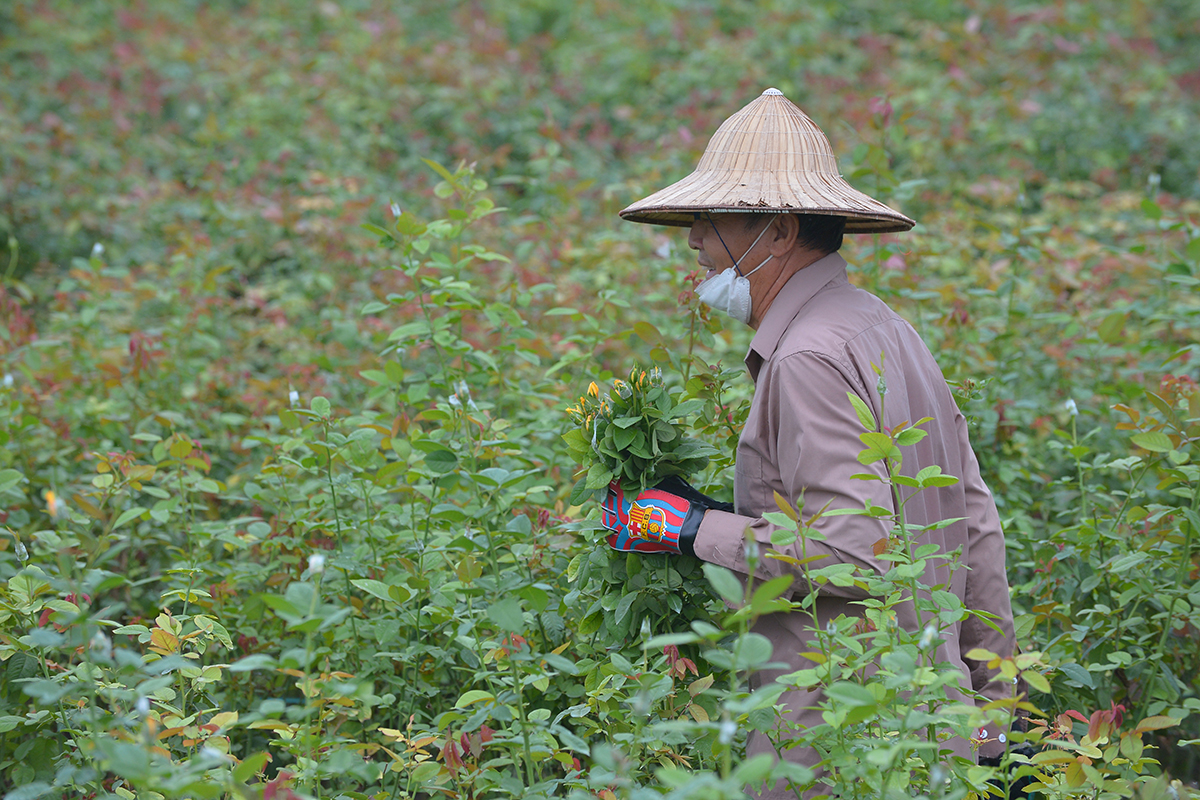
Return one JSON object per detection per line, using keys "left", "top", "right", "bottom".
{"left": 769, "top": 213, "right": 799, "bottom": 256}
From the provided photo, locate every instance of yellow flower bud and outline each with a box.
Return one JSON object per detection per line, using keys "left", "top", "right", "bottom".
{"left": 587, "top": 381, "right": 599, "bottom": 397}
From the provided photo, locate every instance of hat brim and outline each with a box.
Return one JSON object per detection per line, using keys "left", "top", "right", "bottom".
{"left": 619, "top": 169, "right": 916, "bottom": 233}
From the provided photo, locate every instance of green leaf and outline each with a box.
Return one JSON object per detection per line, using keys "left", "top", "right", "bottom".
{"left": 0, "top": 469, "right": 24, "bottom": 493}
{"left": 1058, "top": 663, "right": 1094, "bottom": 689}
{"left": 857, "top": 431, "right": 900, "bottom": 465}
{"left": 424, "top": 448, "right": 458, "bottom": 474}
{"left": 1110, "top": 551, "right": 1149, "bottom": 573}
{"left": 455, "top": 689, "right": 495, "bottom": 708}
{"left": 672, "top": 398, "right": 706, "bottom": 418}
{"left": 233, "top": 752, "right": 271, "bottom": 784}
{"left": 1023, "top": 669, "right": 1051, "bottom": 693}
{"left": 1130, "top": 431, "right": 1172, "bottom": 453}
{"left": 585, "top": 461, "right": 613, "bottom": 490}
{"left": 632, "top": 321, "right": 662, "bottom": 346}
{"left": 229, "top": 654, "right": 278, "bottom": 673}
{"left": 569, "top": 477, "right": 594, "bottom": 506}
{"left": 614, "top": 591, "right": 637, "bottom": 626}
{"left": 846, "top": 392, "right": 876, "bottom": 431}
{"left": 734, "top": 632, "right": 774, "bottom": 669}
{"left": 702, "top": 563, "right": 743, "bottom": 604}
{"left": 487, "top": 597, "right": 525, "bottom": 633}
{"left": 111, "top": 506, "right": 147, "bottom": 530}
{"left": 311, "top": 396, "right": 331, "bottom": 417}
{"left": 1097, "top": 311, "right": 1127, "bottom": 344}
{"left": 825, "top": 681, "right": 876, "bottom": 709}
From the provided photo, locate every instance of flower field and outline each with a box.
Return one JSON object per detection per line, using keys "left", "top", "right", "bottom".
{"left": 1, "top": 1, "right": 1198, "bottom": 797}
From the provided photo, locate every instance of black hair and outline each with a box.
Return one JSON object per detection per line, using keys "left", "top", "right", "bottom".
{"left": 743, "top": 212, "right": 845, "bottom": 253}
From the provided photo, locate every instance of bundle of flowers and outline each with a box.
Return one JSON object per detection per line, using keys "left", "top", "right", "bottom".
{"left": 563, "top": 366, "right": 716, "bottom": 505}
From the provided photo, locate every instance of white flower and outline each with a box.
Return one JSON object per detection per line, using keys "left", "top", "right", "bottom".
{"left": 135, "top": 696, "right": 151, "bottom": 716}
{"left": 308, "top": 553, "right": 326, "bottom": 574}
{"left": 718, "top": 719, "right": 737, "bottom": 745}
{"left": 201, "top": 746, "right": 229, "bottom": 762}
{"left": 1064, "top": 398, "right": 1078, "bottom": 417}
{"left": 919, "top": 624, "right": 936, "bottom": 649}
{"left": 288, "top": 389, "right": 299, "bottom": 407}
{"left": 2, "top": 374, "right": 11, "bottom": 388}
{"left": 91, "top": 242, "right": 104, "bottom": 258}
{"left": 390, "top": 201, "right": 403, "bottom": 218}
{"left": 90, "top": 631, "right": 112, "bottom": 657}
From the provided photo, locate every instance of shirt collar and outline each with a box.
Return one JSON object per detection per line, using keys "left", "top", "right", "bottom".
{"left": 745, "top": 251, "right": 848, "bottom": 381}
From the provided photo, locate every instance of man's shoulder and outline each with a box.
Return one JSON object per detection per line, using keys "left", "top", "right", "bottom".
{"left": 775, "top": 281, "right": 911, "bottom": 361}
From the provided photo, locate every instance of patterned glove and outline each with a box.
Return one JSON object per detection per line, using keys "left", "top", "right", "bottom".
{"left": 600, "top": 476, "right": 731, "bottom": 555}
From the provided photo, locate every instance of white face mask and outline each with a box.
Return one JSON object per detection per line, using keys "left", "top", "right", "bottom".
{"left": 694, "top": 218, "right": 774, "bottom": 325}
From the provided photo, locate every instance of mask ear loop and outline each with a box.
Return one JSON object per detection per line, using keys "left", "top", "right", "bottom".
{"left": 700, "top": 212, "right": 774, "bottom": 277}
{"left": 701, "top": 212, "right": 740, "bottom": 272}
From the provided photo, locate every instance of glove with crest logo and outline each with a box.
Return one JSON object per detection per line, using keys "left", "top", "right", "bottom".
{"left": 600, "top": 476, "right": 732, "bottom": 555}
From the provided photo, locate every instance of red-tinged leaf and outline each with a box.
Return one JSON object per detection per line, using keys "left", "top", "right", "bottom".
{"left": 1063, "top": 709, "right": 1089, "bottom": 724}
{"left": 1111, "top": 404, "right": 1140, "bottom": 423}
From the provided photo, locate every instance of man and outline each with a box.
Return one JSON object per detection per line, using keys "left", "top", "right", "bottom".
{"left": 601, "top": 89, "right": 1017, "bottom": 796}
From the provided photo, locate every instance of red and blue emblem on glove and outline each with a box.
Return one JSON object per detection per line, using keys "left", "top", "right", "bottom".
{"left": 601, "top": 482, "right": 694, "bottom": 554}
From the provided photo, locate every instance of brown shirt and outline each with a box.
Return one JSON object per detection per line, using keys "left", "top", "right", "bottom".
{"left": 693, "top": 252, "right": 1015, "bottom": 792}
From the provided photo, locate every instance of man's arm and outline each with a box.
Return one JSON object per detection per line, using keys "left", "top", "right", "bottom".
{"left": 692, "top": 351, "right": 893, "bottom": 595}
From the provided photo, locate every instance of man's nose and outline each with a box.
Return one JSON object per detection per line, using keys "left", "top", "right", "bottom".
{"left": 687, "top": 220, "right": 706, "bottom": 251}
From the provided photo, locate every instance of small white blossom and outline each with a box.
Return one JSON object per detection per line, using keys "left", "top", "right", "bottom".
{"left": 390, "top": 201, "right": 403, "bottom": 218}
{"left": 718, "top": 719, "right": 738, "bottom": 745}
{"left": 90, "top": 631, "right": 112, "bottom": 658}
{"left": 448, "top": 393, "right": 462, "bottom": 408}
{"left": 877, "top": 375, "right": 887, "bottom": 396}
{"left": 1148, "top": 173, "right": 1161, "bottom": 191}
{"left": 135, "top": 696, "right": 151, "bottom": 716}
{"left": 825, "top": 621, "right": 836, "bottom": 635}
{"left": 308, "top": 553, "right": 326, "bottom": 574}
{"left": 14, "top": 540, "right": 28, "bottom": 562}
{"left": 1064, "top": 398, "right": 1078, "bottom": 417}
{"left": 744, "top": 538, "right": 759, "bottom": 562}
{"left": 919, "top": 624, "right": 936, "bottom": 649}
{"left": 2, "top": 374, "right": 11, "bottom": 388}
{"left": 91, "top": 242, "right": 104, "bottom": 258}
{"left": 288, "top": 389, "right": 299, "bottom": 407}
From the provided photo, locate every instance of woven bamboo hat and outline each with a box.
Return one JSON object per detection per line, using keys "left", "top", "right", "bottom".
{"left": 620, "top": 88, "right": 915, "bottom": 233}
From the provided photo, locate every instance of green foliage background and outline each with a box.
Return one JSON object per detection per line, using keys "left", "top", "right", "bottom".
{"left": 1, "top": 0, "right": 1199, "bottom": 797}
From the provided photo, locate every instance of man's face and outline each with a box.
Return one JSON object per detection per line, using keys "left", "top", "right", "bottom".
{"left": 687, "top": 214, "right": 773, "bottom": 280}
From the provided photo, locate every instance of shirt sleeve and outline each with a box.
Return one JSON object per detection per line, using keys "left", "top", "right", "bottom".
{"left": 693, "top": 350, "right": 893, "bottom": 596}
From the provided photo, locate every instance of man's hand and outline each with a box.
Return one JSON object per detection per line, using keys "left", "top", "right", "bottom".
{"left": 600, "top": 477, "right": 730, "bottom": 555}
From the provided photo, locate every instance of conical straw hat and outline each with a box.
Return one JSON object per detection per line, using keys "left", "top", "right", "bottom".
{"left": 620, "top": 88, "right": 915, "bottom": 233}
